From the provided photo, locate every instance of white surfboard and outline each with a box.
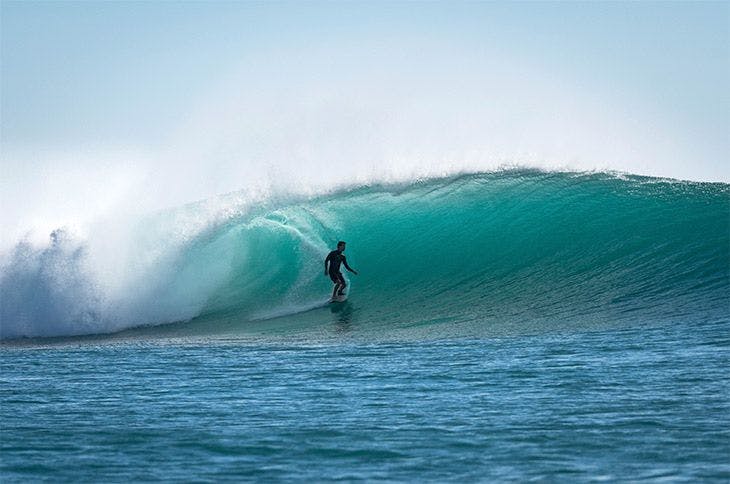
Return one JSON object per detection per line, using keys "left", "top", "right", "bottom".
{"left": 329, "top": 294, "right": 348, "bottom": 303}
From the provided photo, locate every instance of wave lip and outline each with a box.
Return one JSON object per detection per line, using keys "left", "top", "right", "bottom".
{"left": 2, "top": 170, "right": 729, "bottom": 340}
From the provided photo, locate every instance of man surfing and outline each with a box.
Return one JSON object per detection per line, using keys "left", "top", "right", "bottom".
{"left": 325, "top": 241, "right": 358, "bottom": 300}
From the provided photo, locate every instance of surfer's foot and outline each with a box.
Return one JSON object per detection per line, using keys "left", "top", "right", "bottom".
{"left": 337, "top": 291, "right": 345, "bottom": 296}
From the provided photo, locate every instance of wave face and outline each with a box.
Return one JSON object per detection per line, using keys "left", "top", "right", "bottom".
{"left": 1, "top": 170, "right": 729, "bottom": 339}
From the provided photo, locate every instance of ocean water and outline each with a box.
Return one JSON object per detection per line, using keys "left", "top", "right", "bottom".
{"left": 1, "top": 170, "right": 729, "bottom": 481}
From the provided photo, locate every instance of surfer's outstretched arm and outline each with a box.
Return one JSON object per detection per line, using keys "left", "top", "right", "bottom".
{"left": 343, "top": 257, "right": 358, "bottom": 275}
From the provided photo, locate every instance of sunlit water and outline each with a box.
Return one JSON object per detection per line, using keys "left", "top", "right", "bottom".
{"left": 2, "top": 317, "right": 728, "bottom": 482}
{"left": 2, "top": 171, "right": 729, "bottom": 480}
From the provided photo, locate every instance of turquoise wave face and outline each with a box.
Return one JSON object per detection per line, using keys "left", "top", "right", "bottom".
{"left": 2, "top": 170, "right": 728, "bottom": 339}
{"left": 180, "top": 170, "right": 729, "bottom": 336}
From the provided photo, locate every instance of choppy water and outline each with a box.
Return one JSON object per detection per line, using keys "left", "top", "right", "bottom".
{"left": 2, "top": 320, "right": 729, "bottom": 482}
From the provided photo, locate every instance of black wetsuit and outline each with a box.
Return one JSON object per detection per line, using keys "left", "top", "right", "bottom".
{"left": 325, "top": 250, "right": 348, "bottom": 285}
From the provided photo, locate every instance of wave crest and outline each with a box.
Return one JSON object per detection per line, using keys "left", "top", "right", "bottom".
{"left": 2, "top": 170, "right": 728, "bottom": 339}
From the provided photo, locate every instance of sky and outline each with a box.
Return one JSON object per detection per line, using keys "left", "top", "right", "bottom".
{"left": 1, "top": 1, "right": 729, "bottom": 247}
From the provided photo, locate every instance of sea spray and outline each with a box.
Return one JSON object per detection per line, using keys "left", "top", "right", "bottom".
{"left": 1, "top": 170, "right": 728, "bottom": 339}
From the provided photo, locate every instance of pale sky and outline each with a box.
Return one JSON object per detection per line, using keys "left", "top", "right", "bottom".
{"left": 1, "top": 1, "right": 729, "bottom": 247}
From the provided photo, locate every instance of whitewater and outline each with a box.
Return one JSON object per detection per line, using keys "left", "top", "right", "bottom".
{"left": 3, "top": 3, "right": 730, "bottom": 481}
{"left": 1, "top": 169, "right": 727, "bottom": 340}
{"left": 3, "top": 169, "right": 729, "bottom": 481}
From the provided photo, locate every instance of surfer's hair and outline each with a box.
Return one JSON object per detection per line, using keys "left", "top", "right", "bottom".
{"left": 337, "top": 241, "right": 346, "bottom": 247}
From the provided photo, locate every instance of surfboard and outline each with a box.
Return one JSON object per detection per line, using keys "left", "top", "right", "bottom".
{"left": 329, "top": 294, "right": 348, "bottom": 303}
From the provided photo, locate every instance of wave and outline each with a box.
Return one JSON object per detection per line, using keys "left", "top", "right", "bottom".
{"left": 1, "top": 170, "right": 728, "bottom": 339}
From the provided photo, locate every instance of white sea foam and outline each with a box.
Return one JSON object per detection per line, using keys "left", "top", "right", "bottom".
{"left": 2, "top": 39, "right": 725, "bottom": 338}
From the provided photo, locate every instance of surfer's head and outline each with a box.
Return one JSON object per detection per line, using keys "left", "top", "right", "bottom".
{"left": 337, "top": 241, "right": 346, "bottom": 251}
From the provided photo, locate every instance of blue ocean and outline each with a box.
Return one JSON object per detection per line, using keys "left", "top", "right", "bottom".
{"left": 2, "top": 170, "right": 729, "bottom": 481}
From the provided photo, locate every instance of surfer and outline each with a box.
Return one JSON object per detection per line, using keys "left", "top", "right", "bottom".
{"left": 325, "top": 241, "right": 358, "bottom": 299}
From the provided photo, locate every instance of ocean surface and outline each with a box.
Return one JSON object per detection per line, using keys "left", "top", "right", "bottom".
{"left": 2, "top": 170, "right": 729, "bottom": 481}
